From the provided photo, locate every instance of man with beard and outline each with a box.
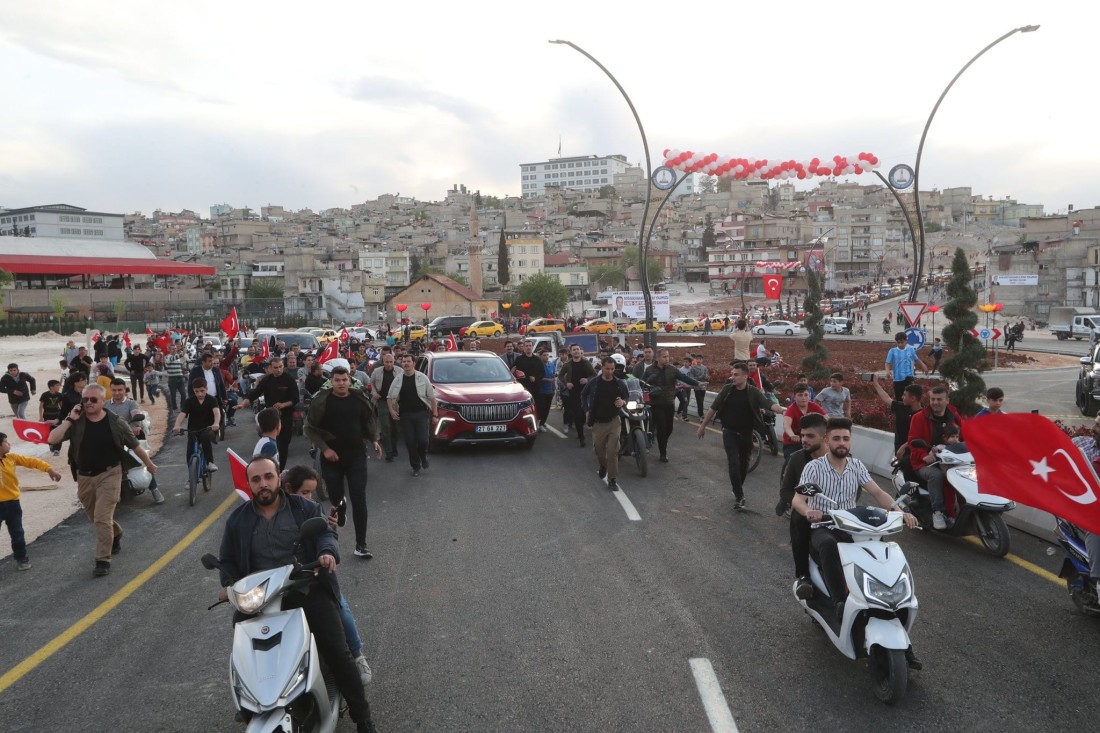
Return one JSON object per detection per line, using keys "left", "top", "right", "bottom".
{"left": 794, "top": 418, "right": 919, "bottom": 617}
{"left": 368, "top": 351, "right": 401, "bottom": 461}
{"left": 558, "top": 343, "right": 595, "bottom": 446}
{"left": 215, "top": 456, "right": 377, "bottom": 733}
{"left": 238, "top": 358, "right": 299, "bottom": 470}
{"left": 778, "top": 413, "right": 828, "bottom": 597}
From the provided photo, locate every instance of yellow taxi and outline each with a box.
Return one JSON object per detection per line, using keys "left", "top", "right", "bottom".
{"left": 316, "top": 329, "right": 340, "bottom": 344}
{"left": 669, "top": 317, "right": 699, "bottom": 332}
{"left": 624, "top": 319, "right": 664, "bottom": 333}
{"left": 466, "top": 320, "right": 506, "bottom": 338}
{"left": 399, "top": 324, "right": 428, "bottom": 341}
{"left": 576, "top": 318, "right": 617, "bottom": 334}
{"left": 700, "top": 315, "right": 729, "bottom": 330}
{"left": 525, "top": 318, "right": 566, "bottom": 335}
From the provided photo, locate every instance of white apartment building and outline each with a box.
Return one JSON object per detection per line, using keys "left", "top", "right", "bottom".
{"left": 0, "top": 203, "right": 124, "bottom": 239}
{"left": 359, "top": 249, "right": 412, "bottom": 288}
{"left": 519, "top": 154, "right": 631, "bottom": 199}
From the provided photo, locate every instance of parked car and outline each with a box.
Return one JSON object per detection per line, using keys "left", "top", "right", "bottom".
{"left": 428, "top": 315, "right": 478, "bottom": 337}
{"left": 821, "top": 316, "right": 850, "bottom": 334}
{"left": 273, "top": 332, "right": 321, "bottom": 354}
{"left": 575, "top": 319, "right": 617, "bottom": 334}
{"left": 624, "top": 319, "right": 663, "bottom": 333}
{"left": 754, "top": 320, "right": 805, "bottom": 336}
{"left": 316, "top": 329, "right": 340, "bottom": 344}
{"left": 466, "top": 320, "right": 506, "bottom": 338}
{"left": 525, "top": 318, "right": 566, "bottom": 335}
{"left": 669, "top": 317, "right": 699, "bottom": 332}
{"left": 420, "top": 350, "right": 538, "bottom": 449}
{"left": 398, "top": 324, "right": 428, "bottom": 341}
{"left": 699, "top": 315, "right": 730, "bottom": 330}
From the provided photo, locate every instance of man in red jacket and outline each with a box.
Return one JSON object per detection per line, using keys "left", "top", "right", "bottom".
{"left": 908, "top": 385, "right": 964, "bottom": 529}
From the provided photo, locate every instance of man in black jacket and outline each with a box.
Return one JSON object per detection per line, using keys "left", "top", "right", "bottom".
{"left": 216, "top": 456, "right": 376, "bottom": 733}
{"left": 642, "top": 349, "right": 701, "bottom": 463}
{"left": 238, "top": 358, "right": 299, "bottom": 470}
{"left": 581, "top": 357, "right": 630, "bottom": 491}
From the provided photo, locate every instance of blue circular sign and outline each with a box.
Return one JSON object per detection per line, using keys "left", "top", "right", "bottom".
{"left": 905, "top": 327, "right": 925, "bottom": 349}
{"left": 978, "top": 327, "right": 992, "bottom": 340}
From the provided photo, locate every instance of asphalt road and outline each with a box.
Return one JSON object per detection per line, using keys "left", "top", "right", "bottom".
{"left": 1, "top": 404, "right": 1097, "bottom": 733}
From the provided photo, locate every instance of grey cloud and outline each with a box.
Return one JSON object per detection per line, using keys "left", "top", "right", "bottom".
{"left": 347, "top": 76, "right": 486, "bottom": 123}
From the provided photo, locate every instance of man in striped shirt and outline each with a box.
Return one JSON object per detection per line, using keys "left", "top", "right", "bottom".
{"left": 793, "top": 418, "right": 918, "bottom": 614}
{"left": 164, "top": 343, "right": 187, "bottom": 412}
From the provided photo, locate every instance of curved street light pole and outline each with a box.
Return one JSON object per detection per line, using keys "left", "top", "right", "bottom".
{"left": 909, "top": 24, "right": 1039, "bottom": 302}
{"left": 550, "top": 40, "right": 657, "bottom": 346}
{"left": 873, "top": 170, "right": 920, "bottom": 283}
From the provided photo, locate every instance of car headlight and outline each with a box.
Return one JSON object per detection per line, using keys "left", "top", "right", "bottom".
{"left": 518, "top": 398, "right": 533, "bottom": 409}
{"left": 437, "top": 400, "right": 459, "bottom": 412}
{"left": 855, "top": 567, "right": 912, "bottom": 609}
{"left": 232, "top": 579, "right": 269, "bottom": 614}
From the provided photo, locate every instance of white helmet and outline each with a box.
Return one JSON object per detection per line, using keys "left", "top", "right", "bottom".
{"left": 610, "top": 353, "right": 627, "bottom": 368}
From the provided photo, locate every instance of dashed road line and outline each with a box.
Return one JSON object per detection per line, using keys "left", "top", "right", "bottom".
{"left": 544, "top": 425, "right": 566, "bottom": 439}
{"left": 689, "top": 658, "right": 740, "bottom": 733}
{"left": 605, "top": 477, "right": 642, "bottom": 521}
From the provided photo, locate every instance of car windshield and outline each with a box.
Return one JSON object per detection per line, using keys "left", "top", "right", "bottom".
{"left": 277, "top": 333, "right": 319, "bottom": 350}
{"left": 432, "top": 357, "right": 514, "bottom": 384}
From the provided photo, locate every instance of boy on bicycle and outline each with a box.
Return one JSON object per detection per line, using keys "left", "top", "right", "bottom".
{"left": 173, "top": 378, "right": 222, "bottom": 473}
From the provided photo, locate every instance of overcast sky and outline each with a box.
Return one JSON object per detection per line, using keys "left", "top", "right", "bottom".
{"left": 0, "top": 1, "right": 1092, "bottom": 217}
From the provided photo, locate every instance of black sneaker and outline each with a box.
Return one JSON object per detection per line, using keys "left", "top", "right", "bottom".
{"left": 421, "top": 456, "right": 429, "bottom": 469}
{"left": 354, "top": 545, "right": 373, "bottom": 560}
{"left": 658, "top": 456, "right": 669, "bottom": 463}
{"left": 335, "top": 501, "right": 347, "bottom": 528}
{"left": 384, "top": 455, "right": 394, "bottom": 463}
{"left": 94, "top": 561, "right": 111, "bottom": 577}
{"left": 598, "top": 466, "right": 607, "bottom": 479}
{"left": 111, "top": 536, "right": 122, "bottom": 555}
{"left": 775, "top": 500, "right": 789, "bottom": 517}
{"left": 905, "top": 648, "right": 923, "bottom": 671}
{"left": 412, "top": 468, "right": 421, "bottom": 477}
{"left": 794, "top": 576, "right": 813, "bottom": 600}
{"left": 607, "top": 479, "right": 619, "bottom": 491}
{"left": 734, "top": 497, "right": 747, "bottom": 512}
{"left": 578, "top": 439, "right": 586, "bottom": 448}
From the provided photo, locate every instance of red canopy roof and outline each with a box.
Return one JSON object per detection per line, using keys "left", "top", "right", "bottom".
{"left": 0, "top": 255, "right": 215, "bottom": 276}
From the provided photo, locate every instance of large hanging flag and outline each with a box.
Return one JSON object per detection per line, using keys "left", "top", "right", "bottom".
{"left": 220, "top": 307, "right": 240, "bottom": 339}
{"left": 762, "top": 275, "right": 784, "bottom": 300}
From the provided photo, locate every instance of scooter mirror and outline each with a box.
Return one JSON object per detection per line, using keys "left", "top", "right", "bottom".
{"left": 200, "top": 553, "right": 220, "bottom": 570}
{"left": 299, "top": 516, "right": 329, "bottom": 542}
{"left": 795, "top": 482, "right": 821, "bottom": 497}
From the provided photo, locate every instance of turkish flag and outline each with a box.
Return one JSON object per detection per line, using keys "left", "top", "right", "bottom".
{"left": 227, "top": 448, "right": 252, "bottom": 502}
{"left": 446, "top": 333, "right": 458, "bottom": 351}
{"left": 123, "top": 331, "right": 131, "bottom": 348}
{"left": 91, "top": 331, "right": 101, "bottom": 343}
{"left": 259, "top": 338, "right": 270, "bottom": 361}
{"left": 316, "top": 339, "right": 340, "bottom": 364}
{"left": 339, "top": 328, "right": 350, "bottom": 343}
{"left": 763, "top": 275, "right": 784, "bottom": 300}
{"left": 153, "top": 332, "right": 172, "bottom": 354}
{"left": 220, "top": 307, "right": 240, "bottom": 339}
{"left": 967, "top": 414, "right": 1100, "bottom": 534}
{"left": 12, "top": 419, "right": 53, "bottom": 445}
{"left": 145, "top": 328, "right": 153, "bottom": 335}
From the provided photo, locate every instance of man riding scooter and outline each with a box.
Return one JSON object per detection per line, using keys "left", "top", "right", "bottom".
{"left": 908, "top": 386, "right": 964, "bottom": 530}
{"left": 1070, "top": 414, "right": 1100, "bottom": 600}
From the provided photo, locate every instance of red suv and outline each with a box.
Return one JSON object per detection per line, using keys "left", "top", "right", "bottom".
{"left": 418, "top": 351, "right": 538, "bottom": 449}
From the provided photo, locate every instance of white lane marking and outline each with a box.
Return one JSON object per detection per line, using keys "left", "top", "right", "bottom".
{"left": 605, "top": 478, "right": 642, "bottom": 521}
{"left": 689, "top": 658, "right": 740, "bottom": 733}
{"left": 545, "top": 425, "right": 566, "bottom": 439}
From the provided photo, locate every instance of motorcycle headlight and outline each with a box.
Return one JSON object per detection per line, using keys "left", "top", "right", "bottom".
{"left": 625, "top": 400, "right": 639, "bottom": 411}
{"left": 955, "top": 465, "right": 977, "bottom": 482}
{"left": 232, "top": 579, "right": 270, "bottom": 614}
{"left": 856, "top": 567, "right": 912, "bottom": 609}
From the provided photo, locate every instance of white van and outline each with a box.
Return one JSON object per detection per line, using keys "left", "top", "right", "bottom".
{"left": 822, "top": 316, "right": 850, "bottom": 334}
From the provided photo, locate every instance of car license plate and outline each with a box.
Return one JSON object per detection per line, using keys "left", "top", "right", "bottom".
{"left": 475, "top": 424, "right": 507, "bottom": 433}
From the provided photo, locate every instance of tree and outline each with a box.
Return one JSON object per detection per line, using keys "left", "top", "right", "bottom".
{"left": 622, "top": 245, "right": 664, "bottom": 284}
{"left": 445, "top": 271, "right": 469, "bottom": 287}
{"left": 716, "top": 177, "right": 732, "bottom": 194}
{"left": 698, "top": 176, "right": 717, "bottom": 195}
{"left": 800, "top": 270, "right": 829, "bottom": 379}
{"left": 410, "top": 254, "right": 422, "bottom": 279}
{"left": 516, "top": 272, "right": 568, "bottom": 317}
{"left": 112, "top": 297, "right": 126, "bottom": 328}
{"left": 702, "top": 213, "right": 716, "bottom": 251}
{"left": 497, "top": 226, "right": 510, "bottom": 289}
{"left": 939, "top": 247, "right": 986, "bottom": 415}
{"left": 250, "top": 280, "right": 283, "bottom": 300}
{"left": 50, "top": 292, "right": 67, "bottom": 322}
{"left": 598, "top": 184, "right": 616, "bottom": 199}
{"left": 590, "top": 263, "right": 627, "bottom": 290}
{"left": 0, "top": 267, "right": 12, "bottom": 287}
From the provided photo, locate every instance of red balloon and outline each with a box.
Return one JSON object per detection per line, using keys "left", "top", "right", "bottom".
{"left": 420, "top": 302, "right": 432, "bottom": 311}
{"left": 854, "top": 165, "right": 864, "bottom": 174}
{"left": 395, "top": 303, "right": 408, "bottom": 312}
{"left": 797, "top": 171, "right": 806, "bottom": 179}
{"left": 833, "top": 166, "right": 843, "bottom": 176}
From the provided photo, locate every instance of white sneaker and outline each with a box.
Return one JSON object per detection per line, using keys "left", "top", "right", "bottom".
{"left": 932, "top": 511, "right": 947, "bottom": 530}
{"left": 354, "top": 655, "right": 373, "bottom": 684}
{"left": 207, "top": 462, "right": 219, "bottom": 473}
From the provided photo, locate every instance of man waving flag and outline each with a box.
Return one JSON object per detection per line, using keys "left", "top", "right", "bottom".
{"left": 967, "top": 413, "right": 1100, "bottom": 534}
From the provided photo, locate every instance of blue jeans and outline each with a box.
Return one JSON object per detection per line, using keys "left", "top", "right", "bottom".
{"left": 339, "top": 594, "right": 363, "bottom": 657}
{"left": 0, "top": 499, "right": 28, "bottom": 561}
{"left": 721, "top": 428, "right": 753, "bottom": 500}
{"left": 320, "top": 448, "right": 368, "bottom": 545}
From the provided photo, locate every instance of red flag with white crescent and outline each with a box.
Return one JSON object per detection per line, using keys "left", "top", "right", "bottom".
{"left": 145, "top": 327, "right": 154, "bottom": 335}
{"left": 339, "top": 328, "right": 350, "bottom": 343}
{"left": 763, "top": 275, "right": 784, "bottom": 300}
{"left": 123, "top": 331, "right": 131, "bottom": 349}
{"left": 967, "top": 414, "right": 1100, "bottom": 534}
{"left": 91, "top": 331, "right": 101, "bottom": 343}
{"left": 316, "top": 339, "right": 340, "bottom": 364}
{"left": 12, "top": 419, "right": 53, "bottom": 445}
{"left": 220, "top": 307, "right": 240, "bottom": 339}
{"left": 227, "top": 448, "right": 252, "bottom": 502}
{"left": 259, "top": 338, "right": 270, "bottom": 361}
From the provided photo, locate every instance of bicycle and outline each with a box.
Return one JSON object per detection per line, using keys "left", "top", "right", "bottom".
{"left": 180, "top": 427, "right": 213, "bottom": 506}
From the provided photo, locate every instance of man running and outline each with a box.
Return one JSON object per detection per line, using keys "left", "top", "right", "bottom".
{"left": 581, "top": 357, "right": 629, "bottom": 491}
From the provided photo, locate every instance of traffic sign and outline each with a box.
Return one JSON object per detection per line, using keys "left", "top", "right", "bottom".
{"left": 904, "top": 327, "right": 925, "bottom": 349}
{"left": 978, "top": 327, "right": 992, "bottom": 340}
{"left": 899, "top": 302, "right": 926, "bottom": 328}
{"left": 992, "top": 327, "right": 1002, "bottom": 340}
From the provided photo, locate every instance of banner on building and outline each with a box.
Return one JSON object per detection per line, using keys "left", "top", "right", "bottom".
{"left": 611, "top": 292, "right": 671, "bottom": 321}
{"left": 992, "top": 274, "right": 1038, "bottom": 286}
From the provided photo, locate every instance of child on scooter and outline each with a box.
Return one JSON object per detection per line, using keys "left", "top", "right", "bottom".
{"left": 282, "top": 465, "right": 372, "bottom": 686}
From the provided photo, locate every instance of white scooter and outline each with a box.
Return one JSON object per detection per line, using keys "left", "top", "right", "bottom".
{"left": 892, "top": 440, "right": 1015, "bottom": 557}
{"left": 201, "top": 517, "right": 346, "bottom": 732}
{"left": 792, "top": 483, "right": 918, "bottom": 705}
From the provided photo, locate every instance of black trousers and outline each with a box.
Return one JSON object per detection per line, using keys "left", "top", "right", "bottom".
{"left": 234, "top": 585, "right": 372, "bottom": 725}
{"left": 651, "top": 402, "right": 675, "bottom": 457}
{"left": 721, "top": 428, "right": 753, "bottom": 499}
{"left": 320, "top": 448, "right": 368, "bottom": 546}
{"left": 129, "top": 373, "right": 145, "bottom": 401}
{"left": 563, "top": 392, "right": 586, "bottom": 441}
{"left": 534, "top": 393, "right": 553, "bottom": 426}
{"left": 790, "top": 512, "right": 811, "bottom": 577}
{"left": 694, "top": 389, "right": 707, "bottom": 418}
{"left": 276, "top": 412, "right": 293, "bottom": 470}
{"left": 400, "top": 410, "right": 430, "bottom": 469}
{"left": 810, "top": 527, "right": 853, "bottom": 602}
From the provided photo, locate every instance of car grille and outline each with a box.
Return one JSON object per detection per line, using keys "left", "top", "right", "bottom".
{"left": 458, "top": 402, "right": 522, "bottom": 423}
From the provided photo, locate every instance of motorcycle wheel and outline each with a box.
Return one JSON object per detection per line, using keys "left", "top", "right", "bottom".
{"left": 974, "top": 511, "right": 1011, "bottom": 557}
{"left": 746, "top": 431, "right": 763, "bottom": 474}
{"left": 1067, "top": 575, "right": 1100, "bottom": 617}
{"left": 188, "top": 456, "right": 199, "bottom": 507}
{"left": 632, "top": 428, "right": 647, "bottom": 477}
{"left": 869, "top": 646, "right": 908, "bottom": 705}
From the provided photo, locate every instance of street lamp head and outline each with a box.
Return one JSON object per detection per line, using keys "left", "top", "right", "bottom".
{"left": 549, "top": 39, "right": 568, "bottom": 45}
{"left": 1019, "top": 24, "right": 1040, "bottom": 33}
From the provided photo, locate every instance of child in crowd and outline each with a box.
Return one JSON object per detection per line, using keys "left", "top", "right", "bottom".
{"left": 253, "top": 407, "right": 281, "bottom": 465}
{"left": 0, "top": 432, "right": 63, "bottom": 571}
{"left": 144, "top": 363, "right": 167, "bottom": 405}
{"left": 38, "top": 380, "right": 66, "bottom": 456}
{"left": 282, "top": 465, "right": 372, "bottom": 686}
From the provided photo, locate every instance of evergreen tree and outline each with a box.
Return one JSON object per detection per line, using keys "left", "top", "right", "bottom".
{"left": 939, "top": 247, "right": 986, "bottom": 415}
{"left": 800, "top": 270, "right": 829, "bottom": 379}
{"left": 497, "top": 224, "right": 510, "bottom": 289}
{"left": 702, "top": 213, "right": 716, "bottom": 251}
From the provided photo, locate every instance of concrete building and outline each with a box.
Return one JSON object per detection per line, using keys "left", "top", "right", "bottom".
{"left": 520, "top": 154, "right": 630, "bottom": 199}
{"left": 0, "top": 203, "right": 125, "bottom": 240}
{"left": 359, "top": 249, "right": 412, "bottom": 288}
{"left": 385, "top": 273, "right": 496, "bottom": 323}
